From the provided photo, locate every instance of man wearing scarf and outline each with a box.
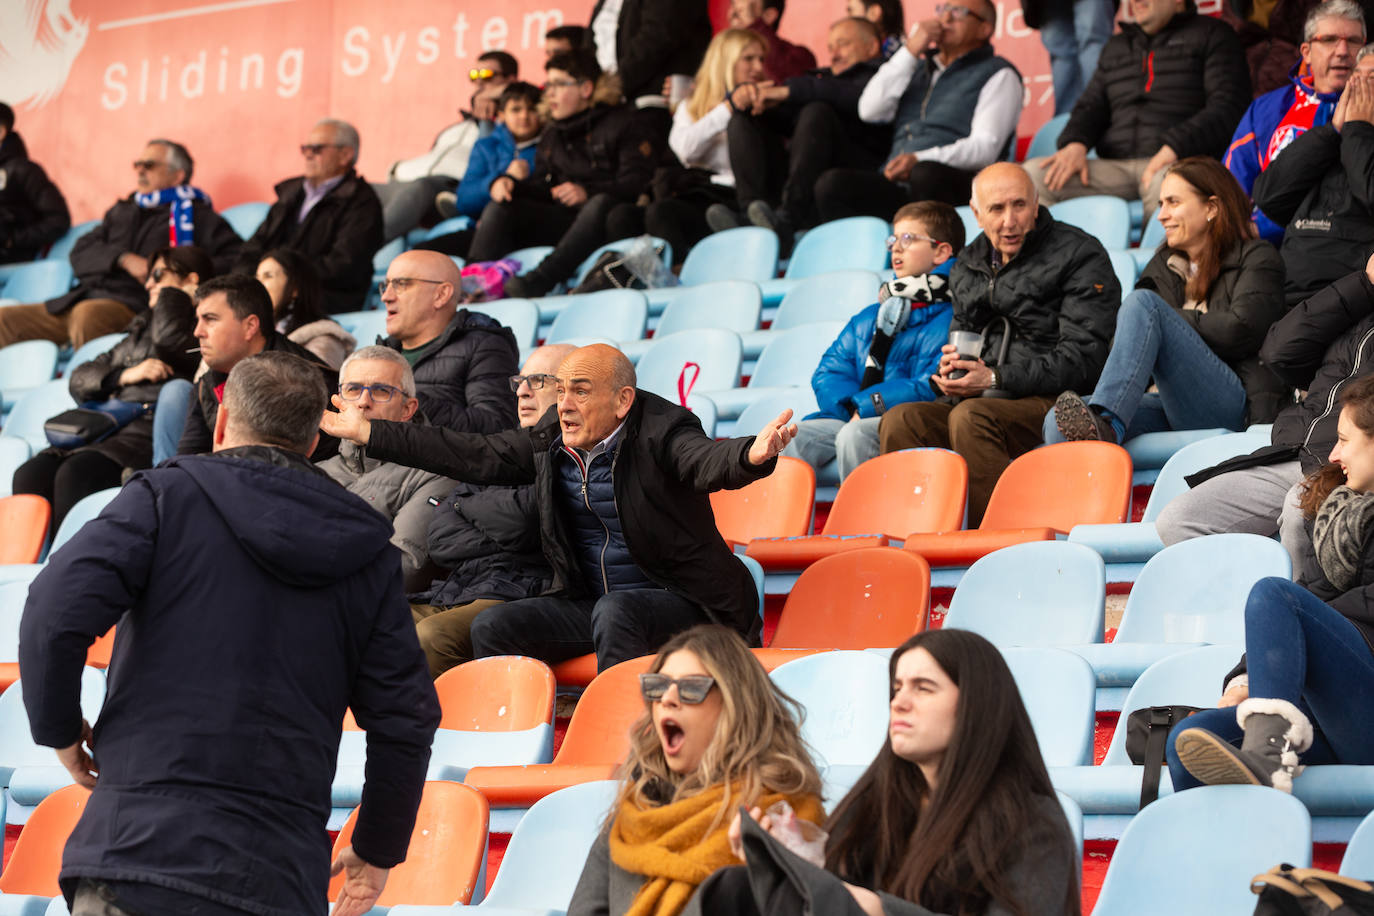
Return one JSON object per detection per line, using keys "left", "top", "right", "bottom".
{"left": 0, "top": 138, "right": 242, "bottom": 349}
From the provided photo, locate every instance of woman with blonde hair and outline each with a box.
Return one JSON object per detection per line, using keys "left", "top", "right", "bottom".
{"left": 567, "top": 624, "right": 824, "bottom": 916}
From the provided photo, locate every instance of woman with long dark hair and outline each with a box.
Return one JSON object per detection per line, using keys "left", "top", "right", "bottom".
{"left": 1169, "top": 374, "right": 1374, "bottom": 792}
{"left": 1046, "top": 156, "right": 1287, "bottom": 444}
{"left": 255, "top": 248, "right": 354, "bottom": 369}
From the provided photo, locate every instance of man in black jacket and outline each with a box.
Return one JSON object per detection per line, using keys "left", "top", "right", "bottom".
{"left": 0, "top": 102, "right": 70, "bottom": 264}
{"left": 234, "top": 119, "right": 384, "bottom": 314}
{"left": 588, "top": 0, "right": 713, "bottom": 113}
{"left": 323, "top": 343, "right": 798, "bottom": 671}
{"left": 19, "top": 350, "right": 439, "bottom": 916}
{"left": 1027, "top": 0, "right": 1250, "bottom": 219}
{"left": 0, "top": 138, "right": 241, "bottom": 349}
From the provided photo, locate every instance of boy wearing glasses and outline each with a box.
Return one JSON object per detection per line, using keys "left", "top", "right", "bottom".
{"left": 785, "top": 201, "right": 961, "bottom": 481}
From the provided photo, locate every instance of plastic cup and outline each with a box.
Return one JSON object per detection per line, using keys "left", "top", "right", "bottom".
{"left": 948, "top": 330, "right": 983, "bottom": 380}
{"left": 668, "top": 75, "right": 693, "bottom": 107}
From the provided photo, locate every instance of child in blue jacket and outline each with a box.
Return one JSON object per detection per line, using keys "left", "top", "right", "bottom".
{"left": 455, "top": 81, "right": 545, "bottom": 219}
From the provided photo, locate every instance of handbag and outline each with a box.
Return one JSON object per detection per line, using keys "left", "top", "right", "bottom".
{"left": 1124, "top": 704, "right": 1203, "bottom": 808}
{"left": 44, "top": 399, "right": 149, "bottom": 449}
{"left": 570, "top": 250, "right": 643, "bottom": 294}
{"left": 1252, "top": 864, "right": 1374, "bottom": 915}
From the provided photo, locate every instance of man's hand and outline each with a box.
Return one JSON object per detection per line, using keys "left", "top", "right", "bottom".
{"left": 321, "top": 409, "right": 371, "bottom": 445}
{"left": 472, "top": 93, "right": 498, "bottom": 122}
{"left": 56, "top": 719, "right": 97, "bottom": 789}
{"left": 118, "top": 253, "right": 149, "bottom": 282}
{"left": 884, "top": 153, "right": 918, "bottom": 182}
{"left": 749, "top": 408, "right": 797, "bottom": 465}
{"left": 490, "top": 175, "right": 516, "bottom": 203}
{"left": 932, "top": 345, "right": 995, "bottom": 397}
{"left": 119, "top": 358, "right": 173, "bottom": 387}
{"left": 1040, "top": 142, "right": 1090, "bottom": 193}
{"left": 551, "top": 182, "right": 588, "bottom": 207}
{"left": 752, "top": 81, "right": 787, "bottom": 114}
{"left": 1139, "top": 144, "right": 1177, "bottom": 199}
{"left": 729, "top": 82, "right": 763, "bottom": 112}
{"left": 1219, "top": 683, "right": 1249, "bottom": 708}
{"left": 1334, "top": 76, "right": 1354, "bottom": 133}
{"left": 1346, "top": 73, "right": 1374, "bottom": 128}
{"left": 330, "top": 846, "right": 389, "bottom": 916}
{"left": 506, "top": 159, "right": 531, "bottom": 181}
{"left": 906, "top": 18, "right": 942, "bottom": 55}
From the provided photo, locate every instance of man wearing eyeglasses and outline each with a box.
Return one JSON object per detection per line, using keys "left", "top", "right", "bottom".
{"left": 0, "top": 138, "right": 241, "bottom": 350}
{"left": 234, "top": 118, "right": 383, "bottom": 314}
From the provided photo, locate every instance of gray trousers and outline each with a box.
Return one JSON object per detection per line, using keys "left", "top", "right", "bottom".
{"left": 1154, "top": 459, "right": 1308, "bottom": 573}
{"left": 1024, "top": 154, "right": 1168, "bottom": 221}
{"left": 784, "top": 416, "right": 882, "bottom": 481}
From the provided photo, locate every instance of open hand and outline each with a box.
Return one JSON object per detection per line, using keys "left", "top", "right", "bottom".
{"left": 1040, "top": 142, "right": 1090, "bottom": 193}
{"left": 56, "top": 719, "right": 98, "bottom": 789}
{"left": 1346, "top": 73, "right": 1374, "bottom": 127}
{"left": 321, "top": 409, "right": 371, "bottom": 445}
{"left": 749, "top": 408, "right": 797, "bottom": 465}
{"left": 330, "top": 846, "right": 389, "bottom": 916}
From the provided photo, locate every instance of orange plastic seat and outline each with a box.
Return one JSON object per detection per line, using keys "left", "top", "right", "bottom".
{"left": 329, "top": 781, "right": 489, "bottom": 906}
{"left": 710, "top": 455, "right": 815, "bottom": 548}
{"left": 0, "top": 784, "right": 90, "bottom": 897}
{"left": 85, "top": 627, "right": 115, "bottom": 669}
{"left": 0, "top": 495, "right": 49, "bottom": 566}
{"left": 746, "top": 449, "right": 966, "bottom": 568}
{"left": 903, "top": 441, "right": 1133, "bottom": 567}
{"left": 435, "top": 655, "right": 555, "bottom": 731}
{"left": 0, "top": 663, "right": 15, "bottom": 693}
{"left": 770, "top": 548, "right": 931, "bottom": 649}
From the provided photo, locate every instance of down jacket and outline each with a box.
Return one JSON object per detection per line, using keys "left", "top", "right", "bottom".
{"left": 381, "top": 310, "right": 519, "bottom": 434}
{"left": 0, "top": 130, "right": 69, "bottom": 263}
{"left": 516, "top": 98, "right": 656, "bottom": 205}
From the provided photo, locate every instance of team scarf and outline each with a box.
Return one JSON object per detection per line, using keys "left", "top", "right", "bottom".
{"left": 1261, "top": 79, "right": 1334, "bottom": 170}
{"left": 134, "top": 185, "right": 210, "bottom": 247}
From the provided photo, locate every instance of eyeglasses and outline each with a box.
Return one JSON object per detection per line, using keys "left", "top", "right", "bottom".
{"left": 339, "top": 382, "right": 405, "bottom": 402}
{"left": 639, "top": 673, "right": 716, "bottom": 704}
{"left": 300, "top": 143, "right": 346, "bottom": 156}
{"left": 934, "top": 2, "right": 987, "bottom": 20}
{"left": 149, "top": 266, "right": 182, "bottom": 283}
{"left": 544, "top": 79, "right": 580, "bottom": 90}
{"left": 1309, "top": 33, "right": 1364, "bottom": 47}
{"left": 378, "top": 277, "right": 444, "bottom": 295}
{"left": 509, "top": 373, "right": 560, "bottom": 391}
{"left": 886, "top": 232, "right": 940, "bottom": 252}
{"left": 470, "top": 67, "right": 506, "bottom": 81}
{"left": 132, "top": 159, "right": 166, "bottom": 171}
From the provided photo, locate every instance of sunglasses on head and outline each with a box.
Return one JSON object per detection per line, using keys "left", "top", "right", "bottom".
{"left": 470, "top": 67, "right": 503, "bottom": 81}
{"left": 640, "top": 673, "right": 716, "bottom": 704}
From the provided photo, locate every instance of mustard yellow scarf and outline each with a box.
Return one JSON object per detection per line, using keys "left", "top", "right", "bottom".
{"left": 608, "top": 783, "right": 825, "bottom": 916}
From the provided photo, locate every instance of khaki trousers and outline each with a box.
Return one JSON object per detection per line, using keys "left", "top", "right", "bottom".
{"left": 878, "top": 396, "right": 1055, "bottom": 527}
{"left": 1024, "top": 155, "right": 1167, "bottom": 221}
{"left": 411, "top": 598, "right": 505, "bottom": 680}
{"left": 0, "top": 299, "right": 136, "bottom": 348}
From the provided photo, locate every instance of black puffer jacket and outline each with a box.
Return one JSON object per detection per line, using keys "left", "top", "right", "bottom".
{"left": 0, "top": 131, "right": 70, "bottom": 263}
{"left": 381, "top": 310, "right": 519, "bottom": 434}
{"left": 587, "top": 0, "right": 712, "bottom": 102}
{"left": 518, "top": 102, "right": 656, "bottom": 204}
{"left": 948, "top": 207, "right": 1119, "bottom": 398}
{"left": 1057, "top": 9, "right": 1250, "bottom": 160}
{"left": 412, "top": 480, "right": 550, "bottom": 608}
{"left": 1136, "top": 239, "right": 1288, "bottom": 425}
{"left": 1253, "top": 121, "right": 1374, "bottom": 307}
{"left": 367, "top": 392, "right": 772, "bottom": 641}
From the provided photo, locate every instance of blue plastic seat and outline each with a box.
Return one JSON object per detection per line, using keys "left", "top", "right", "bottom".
{"left": 372, "top": 236, "right": 405, "bottom": 275}
{"left": 422, "top": 216, "right": 472, "bottom": 241}
{"left": 1109, "top": 249, "right": 1138, "bottom": 297}
{"left": 47, "top": 488, "right": 121, "bottom": 558}
{"left": 1140, "top": 214, "right": 1166, "bottom": 250}
{"left": 769, "top": 650, "right": 890, "bottom": 768}
{"left": 65, "top": 334, "right": 125, "bottom": 375}
{"left": 546, "top": 288, "right": 648, "bottom": 344}
{"left": 44, "top": 221, "right": 99, "bottom": 263}
{"left": 944, "top": 542, "right": 1106, "bottom": 646}
{"left": 1, "top": 380, "right": 76, "bottom": 456}
{"left": 466, "top": 298, "right": 540, "bottom": 353}
{"left": 1123, "top": 427, "right": 1236, "bottom": 473}
{"left": 759, "top": 218, "right": 888, "bottom": 303}
{"left": 221, "top": 202, "right": 271, "bottom": 239}
{"left": 0, "top": 262, "right": 74, "bottom": 306}
{"left": 624, "top": 281, "right": 762, "bottom": 361}
{"left": 1092, "top": 786, "right": 1310, "bottom": 915}
{"left": 1024, "top": 112, "right": 1070, "bottom": 160}
{"left": 331, "top": 310, "right": 389, "bottom": 346}
{"left": 1342, "top": 808, "right": 1374, "bottom": 874}
{"left": 0, "top": 439, "right": 28, "bottom": 497}
{"left": 687, "top": 393, "right": 717, "bottom": 438}
{"left": 1002, "top": 647, "right": 1097, "bottom": 767}
{"left": 0, "top": 668, "right": 106, "bottom": 823}
{"left": 647, "top": 228, "right": 779, "bottom": 314}
{"left": 1049, "top": 196, "right": 1132, "bottom": 251}
{"left": 745, "top": 271, "right": 881, "bottom": 362}
{"left": 0, "top": 341, "right": 59, "bottom": 410}
{"left": 634, "top": 329, "right": 742, "bottom": 401}
{"left": 955, "top": 206, "right": 980, "bottom": 246}
{"left": 710, "top": 323, "right": 844, "bottom": 421}
{"left": 502, "top": 245, "right": 556, "bottom": 276}
{"left": 572, "top": 236, "right": 673, "bottom": 286}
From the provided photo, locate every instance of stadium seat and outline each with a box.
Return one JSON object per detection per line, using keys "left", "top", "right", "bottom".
{"left": 955, "top": 206, "right": 980, "bottom": 245}
{"left": 647, "top": 227, "right": 779, "bottom": 314}
{"left": 0, "top": 670, "right": 106, "bottom": 820}
{"left": 2, "top": 381, "right": 76, "bottom": 456}
{"left": 429, "top": 656, "right": 556, "bottom": 780}
{"left": 0, "top": 439, "right": 30, "bottom": 497}
{"left": 47, "top": 488, "right": 121, "bottom": 557}
{"left": 545, "top": 288, "right": 648, "bottom": 345}
{"left": 759, "top": 218, "right": 889, "bottom": 302}
{"left": 1002, "top": 647, "right": 1098, "bottom": 767}
{"left": 477, "top": 780, "right": 619, "bottom": 910}
{"left": 1342, "top": 808, "right": 1374, "bottom": 875}
{"left": 329, "top": 781, "right": 490, "bottom": 907}
{"left": 770, "top": 650, "right": 889, "bottom": 767}
{"left": 0, "top": 262, "right": 74, "bottom": 307}
{"left": 943, "top": 542, "right": 1106, "bottom": 645}
{"left": 1024, "top": 112, "right": 1070, "bottom": 160}
{"left": 748, "top": 448, "right": 967, "bottom": 569}
{"left": 221, "top": 202, "right": 271, "bottom": 239}
{"left": 422, "top": 216, "right": 472, "bottom": 241}
{"left": 0, "top": 784, "right": 91, "bottom": 908}
{"left": 372, "top": 236, "right": 405, "bottom": 275}
{"left": 686, "top": 393, "right": 717, "bottom": 438}
{"left": 502, "top": 245, "right": 556, "bottom": 277}
{"left": 466, "top": 298, "right": 540, "bottom": 353}
{"left": 572, "top": 236, "right": 674, "bottom": 286}
{"left": 332, "top": 310, "right": 388, "bottom": 346}
{"left": 0, "top": 496, "right": 48, "bottom": 566}
{"left": 1140, "top": 215, "right": 1166, "bottom": 251}
{"left": 770, "top": 547, "right": 930, "bottom": 649}
{"left": 1049, "top": 196, "right": 1131, "bottom": 251}
{"left": 0, "top": 341, "right": 59, "bottom": 411}
{"left": 1091, "top": 786, "right": 1310, "bottom": 916}
{"left": 744, "top": 270, "right": 883, "bottom": 363}
{"left": 623, "top": 281, "right": 762, "bottom": 362}
{"left": 634, "top": 329, "right": 742, "bottom": 402}
{"left": 45, "top": 222, "right": 99, "bottom": 263}
{"left": 709, "top": 323, "right": 845, "bottom": 421}
{"left": 902, "top": 441, "right": 1132, "bottom": 567}
{"left": 65, "top": 333, "right": 125, "bottom": 374}
{"left": 1109, "top": 249, "right": 1138, "bottom": 296}
{"left": 710, "top": 455, "right": 814, "bottom": 548}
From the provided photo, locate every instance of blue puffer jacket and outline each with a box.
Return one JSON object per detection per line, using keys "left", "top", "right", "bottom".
{"left": 555, "top": 442, "right": 653, "bottom": 595}
{"left": 455, "top": 123, "right": 540, "bottom": 219}
{"left": 807, "top": 295, "right": 953, "bottom": 421}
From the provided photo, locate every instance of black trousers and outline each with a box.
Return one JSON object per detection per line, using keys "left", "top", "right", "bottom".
{"left": 815, "top": 161, "right": 978, "bottom": 223}
{"left": 13, "top": 449, "right": 124, "bottom": 536}
{"left": 466, "top": 194, "right": 641, "bottom": 283}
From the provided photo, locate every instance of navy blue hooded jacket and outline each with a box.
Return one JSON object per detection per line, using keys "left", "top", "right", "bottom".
{"left": 19, "top": 446, "right": 440, "bottom": 916}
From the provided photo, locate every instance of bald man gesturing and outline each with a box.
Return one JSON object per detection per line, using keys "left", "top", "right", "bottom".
{"left": 323, "top": 344, "right": 796, "bottom": 669}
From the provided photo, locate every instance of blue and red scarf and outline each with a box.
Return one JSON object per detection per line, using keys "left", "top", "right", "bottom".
{"left": 134, "top": 185, "right": 210, "bottom": 247}
{"left": 1261, "top": 80, "right": 1332, "bottom": 170}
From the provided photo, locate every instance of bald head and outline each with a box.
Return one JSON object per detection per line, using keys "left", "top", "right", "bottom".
{"left": 555, "top": 344, "right": 637, "bottom": 448}
{"left": 970, "top": 163, "right": 1039, "bottom": 262}
{"left": 382, "top": 250, "right": 463, "bottom": 348}
{"left": 516, "top": 343, "right": 578, "bottom": 426}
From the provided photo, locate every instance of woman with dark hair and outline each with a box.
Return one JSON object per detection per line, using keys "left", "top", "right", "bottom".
{"left": 255, "top": 248, "right": 354, "bottom": 369}
{"left": 1169, "top": 374, "right": 1374, "bottom": 793}
{"left": 1045, "top": 155, "right": 1288, "bottom": 444}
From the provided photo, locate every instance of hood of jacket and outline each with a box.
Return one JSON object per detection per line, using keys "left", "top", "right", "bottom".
{"left": 0, "top": 131, "right": 28, "bottom": 166}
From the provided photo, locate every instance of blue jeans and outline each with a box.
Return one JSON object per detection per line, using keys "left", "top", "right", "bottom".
{"left": 152, "top": 378, "right": 193, "bottom": 464}
{"left": 1166, "top": 577, "right": 1374, "bottom": 790}
{"left": 1039, "top": 0, "right": 1117, "bottom": 115}
{"left": 1042, "top": 290, "right": 1247, "bottom": 443}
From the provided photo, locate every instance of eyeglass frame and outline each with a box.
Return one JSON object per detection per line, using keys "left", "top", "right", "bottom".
{"left": 544, "top": 78, "right": 582, "bottom": 90}
{"left": 509, "top": 373, "right": 560, "bottom": 392}
{"left": 886, "top": 232, "right": 942, "bottom": 252}
{"left": 338, "top": 382, "right": 407, "bottom": 402}
{"left": 470, "top": 66, "right": 505, "bottom": 81}
{"left": 639, "top": 673, "right": 717, "bottom": 704}
{"left": 300, "top": 143, "right": 348, "bottom": 156}
{"left": 934, "top": 2, "right": 988, "bottom": 21}
{"left": 1307, "top": 33, "right": 1364, "bottom": 46}
{"left": 149, "top": 266, "right": 183, "bottom": 283}
{"left": 378, "top": 277, "right": 446, "bottom": 296}
{"left": 132, "top": 159, "right": 169, "bottom": 171}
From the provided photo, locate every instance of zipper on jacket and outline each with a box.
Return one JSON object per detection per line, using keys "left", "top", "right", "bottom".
{"left": 564, "top": 444, "right": 615, "bottom": 594}
{"left": 1303, "top": 325, "right": 1374, "bottom": 460}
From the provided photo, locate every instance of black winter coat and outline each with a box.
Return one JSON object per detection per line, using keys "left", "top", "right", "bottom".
{"left": 518, "top": 104, "right": 656, "bottom": 204}
{"left": 0, "top": 131, "right": 70, "bottom": 263}
{"left": 1057, "top": 10, "right": 1250, "bottom": 160}
{"left": 948, "top": 208, "right": 1119, "bottom": 398}
{"left": 49, "top": 196, "right": 241, "bottom": 316}
{"left": 367, "top": 392, "right": 773, "bottom": 641}
{"left": 1253, "top": 121, "right": 1374, "bottom": 307}
{"left": 235, "top": 169, "right": 384, "bottom": 314}
{"left": 18, "top": 447, "right": 439, "bottom": 915}
{"left": 381, "top": 310, "right": 519, "bottom": 433}
{"left": 1136, "top": 239, "right": 1288, "bottom": 425}
{"left": 587, "top": 0, "right": 713, "bottom": 102}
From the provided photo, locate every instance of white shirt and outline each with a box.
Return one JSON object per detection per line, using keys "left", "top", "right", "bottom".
{"left": 857, "top": 44, "right": 1024, "bottom": 171}
{"left": 668, "top": 101, "right": 735, "bottom": 186}
{"left": 592, "top": 0, "right": 625, "bottom": 74}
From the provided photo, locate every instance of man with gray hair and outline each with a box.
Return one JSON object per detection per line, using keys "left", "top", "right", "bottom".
{"left": 319, "top": 344, "right": 454, "bottom": 589}
{"left": 235, "top": 118, "right": 384, "bottom": 313}
{"left": 19, "top": 350, "right": 440, "bottom": 916}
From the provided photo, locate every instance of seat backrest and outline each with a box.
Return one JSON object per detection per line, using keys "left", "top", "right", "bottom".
{"left": 329, "top": 781, "right": 489, "bottom": 906}
{"left": 635, "top": 329, "right": 742, "bottom": 400}
{"left": 0, "top": 784, "right": 91, "bottom": 896}
{"left": 823, "top": 448, "right": 967, "bottom": 538}
{"left": 783, "top": 218, "right": 890, "bottom": 279}
{"left": 467, "top": 298, "right": 540, "bottom": 350}
{"left": 1101, "top": 644, "right": 1244, "bottom": 764}
{"left": 434, "top": 656, "right": 555, "bottom": 732}
{"left": 482, "top": 780, "right": 621, "bottom": 909}
{"left": 1108, "top": 250, "right": 1138, "bottom": 297}
{"left": 572, "top": 236, "right": 674, "bottom": 285}
{"left": 749, "top": 323, "right": 845, "bottom": 389}
{"left": 331, "top": 310, "right": 389, "bottom": 346}
{"left": 1342, "top": 807, "right": 1374, "bottom": 875}
{"left": 0, "top": 437, "right": 31, "bottom": 497}
{"left": 221, "top": 201, "right": 271, "bottom": 239}
{"left": 46, "top": 221, "right": 99, "bottom": 262}
{"left": 0, "top": 494, "right": 49, "bottom": 565}
{"left": 0, "top": 668, "right": 106, "bottom": 775}
{"left": 1049, "top": 196, "right": 1131, "bottom": 250}
{"left": 1141, "top": 215, "right": 1166, "bottom": 249}
{"left": 1024, "top": 112, "right": 1070, "bottom": 160}
{"left": 945, "top": 542, "right": 1106, "bottom": 646}
{"left": 1001, "top": 647, "right": 1097, "bottom": 766}
{"left": 734, "top": 388, "right": 821, "bottom": 440}
{"left": 980, "top": 441, "right": 1132, "bottom": 531}
{"left": 1141, "top": 431, "right": 1270, "bottom": 522}
{"left": 656, "top": 281, "right": 762, "bottom": 337}
{"left": 769, "top": 650, "right": 890, "bottom": 767}
{"left": 710, "top": 456, "right": 814, "bottom": 544}
{"left": 687, "top": 393, "right": 717, "bottom": 437}
{"left": 0, "top": 340, "right": 59, "bottom": 393}
{"left": 48, "top": 487, "right": 121, "bottom": 555}
{"left": 680, "top": 227, "right": 779, "bottom": 286}
{"left": 503, "top": 245, "right": 556, "bottom": 274}
{"left": 773, "top": 548, "right": 930, "bottom": 649}
{"left": 3, "top": 379, "right": 77, "bottom": 454}
{"left": 773, "top": 271, "right": 883, "bottom": 331}
{"left": 556, "top": 655, "right": 655, "bottom": 764}
{"left": 67, "top": 334, "right": 126, "bottom": 374}
{"left": 547, "top": 289, "right": 648, "bottom": 344}
{"left": 1093, "top": 786, "right": 1310, "bottom": 915}
{"left": 1116, "top": 534, "right": 1292, "bottom": 644}
{"left": 372, "top": 237, "right": 405, "bottom": 274}
{"left": 955, "top": 206, "right": 981, "bottom": 247}
{"left": 2, "top": 260, "right": 74, "bottom": 304}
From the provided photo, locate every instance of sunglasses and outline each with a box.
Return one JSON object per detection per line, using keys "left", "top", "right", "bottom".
{"left": 149, "top": 266, "right": 181, "bottom": 283}
{"left": 640, "top": 673, "right": 716, "bottom": 704}
{"left": 470, "top": 67, "right": 505, "bottom": 81}
{"left": 132, "top": 159, "right": 166, "bottom": 171}
{"left": 509, "top": 373, "right": 560, "bottom": 391}
{"left": 300, "top": 143, "right": 345, "bottom": 156}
